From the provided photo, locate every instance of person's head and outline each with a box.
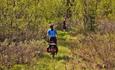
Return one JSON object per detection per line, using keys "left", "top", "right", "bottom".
{"left": 49, "top": 24, "right": 54, "bottom": 30}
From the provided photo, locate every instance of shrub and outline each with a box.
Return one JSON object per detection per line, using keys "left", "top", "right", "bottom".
{"left": 0, "top": 39, "right": 47, "bottom": 69}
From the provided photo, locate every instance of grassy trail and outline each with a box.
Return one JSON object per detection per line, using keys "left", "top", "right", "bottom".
{"left": 35, "top": 31, "right": 73, "bottom": 70}
{"left": 11, "top": 31, "right": 82, "bottom": 70}
{"left": 34, "top": 31, "right": 84, "bottom": 70}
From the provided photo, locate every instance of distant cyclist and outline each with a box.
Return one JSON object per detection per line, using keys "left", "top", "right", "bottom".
{"left": 47, "top": 24, "right": 58, "bottom": 53}
{"left": 62, "top": 17, "right": 67, "bottom": 31}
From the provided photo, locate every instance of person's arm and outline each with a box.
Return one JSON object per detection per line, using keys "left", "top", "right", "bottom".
{"left": 47, "top": 30, "right": 49, "bottom": 37}
{"left": 47, "top": 30, "right": 51, "bottom": 41}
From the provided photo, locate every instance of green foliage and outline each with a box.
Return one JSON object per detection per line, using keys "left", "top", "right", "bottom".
{"left": 0, "top": 0, "right": 115, "bottom": 70}
{"left": 0, "top": 0, "right": 66, "bottom": 41}
{"left": 0, "top": 0, "right": 115, "bottom": 41}
{"left": 82, "top": 0, "right": 98, "bottom": 32}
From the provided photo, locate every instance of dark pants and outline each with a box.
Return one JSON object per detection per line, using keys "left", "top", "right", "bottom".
{"left": 50, "top": 37, "right": 57, "bottom": 44}
{"left": 47, "top": 37, "right": 58, "bottom": 53}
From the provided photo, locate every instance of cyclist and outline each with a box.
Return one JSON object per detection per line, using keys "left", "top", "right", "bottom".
{"left": 62, "top": 17, "right": 67, "bottom": 31}
{"left": 47, "top": 24, "right": 58, "bottom": 53}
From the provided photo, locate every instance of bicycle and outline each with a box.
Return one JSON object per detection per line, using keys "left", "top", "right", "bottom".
{"left": 47, "top": 40, "right": 58, "bottom": 58}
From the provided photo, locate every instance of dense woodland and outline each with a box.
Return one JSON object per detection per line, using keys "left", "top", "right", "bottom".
{"left": 0, "top": 0, "right": 115, "bottom": 70}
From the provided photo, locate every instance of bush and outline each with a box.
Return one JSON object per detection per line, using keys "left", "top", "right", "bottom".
{"left": 72, "top": 33, "right": 115, "bottom": 70}
{"left": 0, "top": 39, "right": 47, "bottom": 69}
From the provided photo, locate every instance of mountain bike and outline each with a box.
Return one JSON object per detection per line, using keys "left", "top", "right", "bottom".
{"left": 47, "top": 41, "right": 58, "bottom": 58}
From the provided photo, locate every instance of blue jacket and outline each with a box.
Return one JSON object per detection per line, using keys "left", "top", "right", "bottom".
{"left": 47, "top": 29, "right": 57, "bottom": 38}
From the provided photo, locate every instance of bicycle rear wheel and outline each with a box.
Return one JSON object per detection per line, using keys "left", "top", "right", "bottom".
{"left": 52, "top": 53, "right": 55, "bottom": 58}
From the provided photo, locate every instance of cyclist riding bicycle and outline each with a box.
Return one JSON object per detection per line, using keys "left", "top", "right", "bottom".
{"left": 63, "top": 17, "right": 67, "bottom": 31}
{"left": 47, "top": 24, "right": 58, "bottom": 53}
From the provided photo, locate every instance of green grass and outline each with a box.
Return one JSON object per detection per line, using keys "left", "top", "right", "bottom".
{"left": 33, "top": 31, "right": 73, "bottom": 70}
{"left": 32, "top": 45, "right": 71, "bottom": 70}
